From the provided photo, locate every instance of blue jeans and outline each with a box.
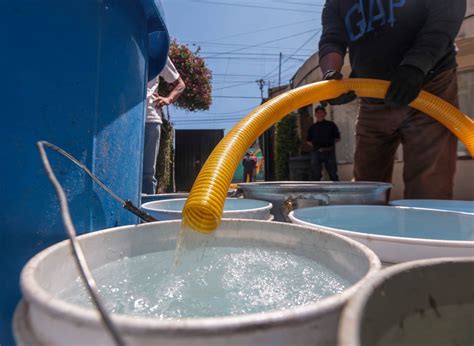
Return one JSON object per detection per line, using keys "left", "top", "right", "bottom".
{"left": 142, "top": 122, "right": 161, "bottom": 194}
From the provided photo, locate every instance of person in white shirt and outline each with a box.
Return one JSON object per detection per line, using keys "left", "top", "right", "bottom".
{"left": 143, "top": 57, "right": 185, "bottom": 194}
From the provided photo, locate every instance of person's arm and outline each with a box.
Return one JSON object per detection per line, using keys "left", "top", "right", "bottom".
{"left": 400, "top": 0, "right": 466, "bottom": 76}
{"left": 319, "top": 0, "right": 347, "bottom": 76}
{"left": 320, "top": 53, "right": 345, "bottom": 78}
{"left": 157, "top": 76, "right": 185, "bottom": 107}
{"left": 386, "top": 0, "right": 466, "bottom": 106}
{"left": 333, "top": 123, "right": 341, "bottom": 143}
{"left": 318, "top": 0, "right": 356, "bottom": 105}
{"left": 306, "top": 127, "right": 314, "bottom": 147}
{"left": 155, "top": 58, "right": 186, "bottom": 106}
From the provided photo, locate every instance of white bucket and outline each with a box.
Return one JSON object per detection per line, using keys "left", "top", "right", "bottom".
{"left": 289, "top": 205, "right": 474, "bottom": 264}
{"left": 142, "top": 198, "right": 273, "bottom": 221}
{"left": 141, "top": 193, "right": 190, "bottom": 204}
{"left": 15, "top": 220, "right": 380, "bottom": 346}
{"left": 389, "top": 199, "right": 474, "bottom": 214}
{"left": 338, "top": 257, "right": 474, "bottom": 346}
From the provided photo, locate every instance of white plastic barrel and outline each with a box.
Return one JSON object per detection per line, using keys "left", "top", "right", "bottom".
{"left": 338, "top": 257, "right": 474, "bottom": 346}
{"left": 142, "top": 198, "right": 274, "bottom": 221}
{"left": 15, "top": 220, "right": 380, "bottom": 345}
{"left": 289, "top": 205, "right": 474, "bottom": 264}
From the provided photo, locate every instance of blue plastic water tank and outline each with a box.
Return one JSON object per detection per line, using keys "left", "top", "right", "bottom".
{"left": 0, "top": 1, "right": 169, "bottom": 344}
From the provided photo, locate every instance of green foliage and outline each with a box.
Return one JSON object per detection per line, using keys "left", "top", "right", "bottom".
{"left": 158, "top": 40, "right": 212, "bottom": 112}
{"left": 275, "top": 113, "right": 300, "bottom": 180}
{"left": 155, "top": 119, "right": 174, "bottom": 193}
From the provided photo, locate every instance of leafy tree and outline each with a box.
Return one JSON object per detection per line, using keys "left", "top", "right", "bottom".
{"left": 275, "top": 113, "right": 300, "bottom": 180}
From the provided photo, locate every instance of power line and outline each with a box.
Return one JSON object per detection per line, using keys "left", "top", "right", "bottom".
{"left": 201, "top": 52, "right": 309, "bottom": 57}
{"left": 171, "top": 115, "right": 249, "bottom": 123}
{"left": 212, "top": 80, "right": 257, "bottom": 84}
{"left": 172, "top": 115, "right": 246, "bottom": 121}
{"left": 213, "top": 73, "right": 266, "bottom": 77}
{"left": 204, "top": 28, "right": 320, "bottom": 58}
{"left": 192, "top": 18, "right": 316, "bottom": 44}
{"left": 185, "top": 0, "right": 322, "bottom": 13}
{"left": 203, "top": 105, "right": 258, "bottom": 115}
{"left": 263, "top": 27, "right": 321, "bottom": 80}
{"left": 206, "top": 60, "right": 284, "bottom": 66}
{"left": 173, "top": 119, "right": 245, "bottom": 124}
{"left": 213, "top": 80, "right": 258, "bottom": 91}
{"left": 204, "top": 56, "right": 306, "bottom": 62}
{"left": 183, "top": 41, "right": 315, "bottom": 53}
{"left": 213, "top": 95, "right": 261, "bottom": 99}
{"left": 272, "top": 1, "right": 324, "bottom": 7}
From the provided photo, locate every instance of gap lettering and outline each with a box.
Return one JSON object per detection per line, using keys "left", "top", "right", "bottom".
{"left": 345, "top": 0, "right": 407, "bottom": 41}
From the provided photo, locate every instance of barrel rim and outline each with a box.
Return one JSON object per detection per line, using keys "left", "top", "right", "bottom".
{"left": 238, "top": 181, "right": 392, "bottom": 192}
{"left": 142, "top": 198, "right": 273, "bottom": 215}
{"left": 389, "top": 199, "right": 474, "bottom": 215}
{"left": 20, "top": 219, "right": 381, "bottom": 336}
{"left": 289, "top": 205, "right": 474, "bottom": 247}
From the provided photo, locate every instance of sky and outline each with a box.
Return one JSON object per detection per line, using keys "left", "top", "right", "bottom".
{"left": 161, "top": 0, "right": 325, "bottom": 132}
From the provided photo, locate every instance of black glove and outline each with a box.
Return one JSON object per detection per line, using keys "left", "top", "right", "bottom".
{"left": 385, "top": 65, "right": 425, "bottom": 107}
{"left": 320, "top": 70, "right": 357, "bottom": 106}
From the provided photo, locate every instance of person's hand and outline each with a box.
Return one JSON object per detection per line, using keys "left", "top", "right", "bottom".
{"left": 154, "top": 96, "right": 172, "bottom": 107}
{"left": 320, "top": 70, "right": 357, "bottom": 106}
{"left": 385, "top": 65, "right": 425, "bottom": 107}
{"left": 150, "top": 93, "right": 160, "bottom": 103}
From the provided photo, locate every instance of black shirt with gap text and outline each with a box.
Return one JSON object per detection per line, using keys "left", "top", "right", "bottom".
{"left": 319, "top": 0, "right": 466, "bottom": 80}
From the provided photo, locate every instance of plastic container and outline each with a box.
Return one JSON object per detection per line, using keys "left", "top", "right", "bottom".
{"left": 0, "top": 1, "right": 169, "bottom": 343}
{"left": 141, "top": 193, "right": 190, "bottom": 204}
{"left": 142, "top": 198, "right": 274, "bottom": 221}
{"left": 389, "top": 199, "right": 474, "bottom": 214}
{"left": 15, "top": 219, "right": 380, "bottom": 346}
{"left": 338, "top": 257, "right": 474, "bottom": 346}
{"left": 289, "top": 205, "right": 474, "bottom": 264}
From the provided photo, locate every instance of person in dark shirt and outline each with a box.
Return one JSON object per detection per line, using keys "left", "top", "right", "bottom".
{"left": 242, "top": 152, "right": 257, "bottom": 182}
{"left": 318, "top": 0, "right": 466, "bottom": 199}
{"left": 306, "top": 105, "right": 341, "bottom": 181}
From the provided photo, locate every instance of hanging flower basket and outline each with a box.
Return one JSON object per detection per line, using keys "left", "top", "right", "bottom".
{"left": 158, "top": 40, "right": 212, "bottom": 112}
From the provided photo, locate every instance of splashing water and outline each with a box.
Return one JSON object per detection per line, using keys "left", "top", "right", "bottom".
{"left": 59, "top": 244, "right": 350, "bottom": 319}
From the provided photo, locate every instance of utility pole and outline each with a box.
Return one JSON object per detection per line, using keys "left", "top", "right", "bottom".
{"left": 256, "top": 78, "right": 266, "bottom": 102}
{"left": 278, "top": 52, "right": 282, "bottom": 87}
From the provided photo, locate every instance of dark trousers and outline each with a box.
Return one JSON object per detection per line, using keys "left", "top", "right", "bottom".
{"left": 311, "top": 149, "right": 339, "bottom": 181}
{"left": 243, "top": 169, "right": 254, "bottom": 182}
{"left": 354, "top": 69, "right": 458, "bottom": 199}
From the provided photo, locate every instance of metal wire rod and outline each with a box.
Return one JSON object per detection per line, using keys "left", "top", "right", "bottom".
{"left": 37, "top": 141, "right": 126, "bottom": 346}
{"left": 37, "top": 141, "right": 156, "bottom": 222}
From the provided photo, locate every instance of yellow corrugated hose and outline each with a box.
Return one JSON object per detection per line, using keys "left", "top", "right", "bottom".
{"left": 182, "top": 78, "right": 474, "bottom": 233}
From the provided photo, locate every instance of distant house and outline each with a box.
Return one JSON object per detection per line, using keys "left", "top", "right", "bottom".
{"left": 282, "top": 1, "right": 474, "bottom": 199}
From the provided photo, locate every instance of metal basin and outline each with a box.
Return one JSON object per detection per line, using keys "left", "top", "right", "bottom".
{"left": 141, "top": 198, "right": 273, "bottom": 221}
{"left": 389, "top": 199, "right": 474, "bottom": 214}
{"left": 289, "top": 205, "right": 474, "bottom": 264}
{"left": 15, "top": 220, "right": 380, "bottom": 346}
{"left": 338, "top": 257, "right": 474, "bottom": 346}
{"left": 238, "top": 182, "right": 391, "bottom": 222}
